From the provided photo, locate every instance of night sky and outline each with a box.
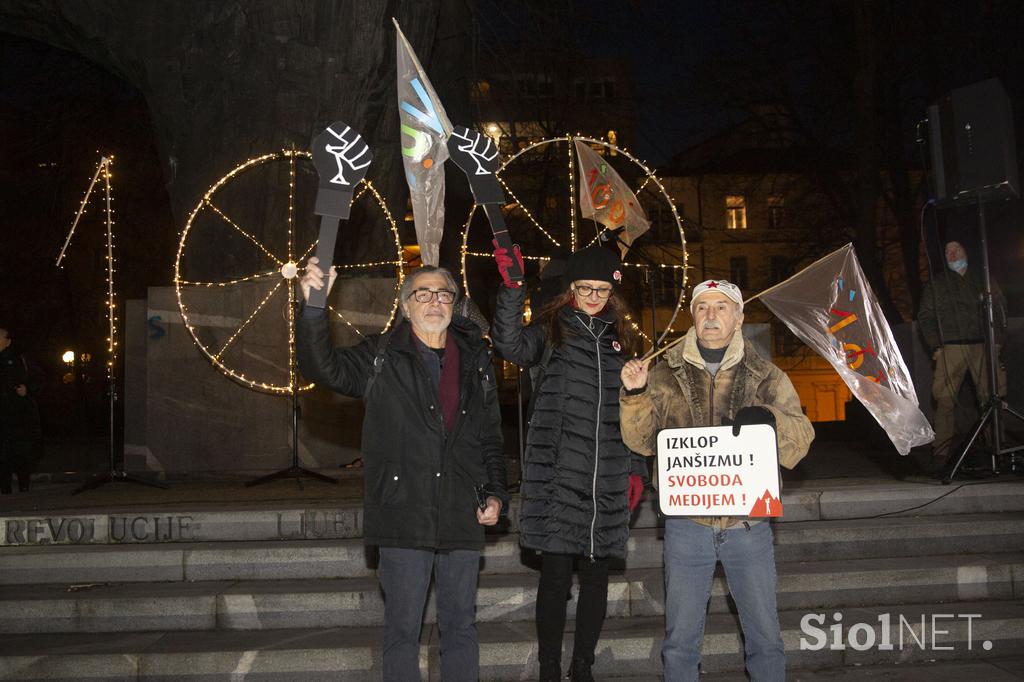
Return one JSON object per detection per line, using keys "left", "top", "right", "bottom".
{"left": 3, "top": 1, "right": 1024, "bottom": 379}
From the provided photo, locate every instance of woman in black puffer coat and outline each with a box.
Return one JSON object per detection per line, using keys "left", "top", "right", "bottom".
{"left": 491, "top": 244, "right": 647, "bottom": 682}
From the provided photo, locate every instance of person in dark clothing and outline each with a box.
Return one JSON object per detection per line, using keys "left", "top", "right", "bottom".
{"left": 491, "top": 244, "right": 647, "bottom": 682}
{"left": 917, "top": 240, "right": 1007, "bottom": 468}
{"left": 0, "top": 327, "right": 42, "bottom": 494}
{"left": 296, "top": 260, "right": 508, "bottom": 682}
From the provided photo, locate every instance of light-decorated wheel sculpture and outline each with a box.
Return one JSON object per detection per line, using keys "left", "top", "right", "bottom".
{"left": 175, "top": 149, "right": 402, "bottom": 394}
{"left": 460, "top": 135, "right": 688, "bottom": 349}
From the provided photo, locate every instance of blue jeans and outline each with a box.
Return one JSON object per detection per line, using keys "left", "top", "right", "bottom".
{"left": 378, "top": 546, "right": 481, "bottom": 682}
{"left": 663, "top": 519, "right": 784, "bottom": 681}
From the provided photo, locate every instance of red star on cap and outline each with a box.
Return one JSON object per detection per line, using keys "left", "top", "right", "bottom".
{"left": 706, "top": 281, "right": 719, "bottom": 288}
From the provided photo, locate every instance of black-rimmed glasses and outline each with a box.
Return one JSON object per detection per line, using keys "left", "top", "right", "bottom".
{"left": 573, "top": 284, "right": 613, "bottom": 299}
{"left": 409, "top": 288, "right": 456, "bottom": 304}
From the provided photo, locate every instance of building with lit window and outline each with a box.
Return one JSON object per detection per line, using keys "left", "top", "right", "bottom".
{"left": 648, "top": 114, "right": 917, "bottom": 422}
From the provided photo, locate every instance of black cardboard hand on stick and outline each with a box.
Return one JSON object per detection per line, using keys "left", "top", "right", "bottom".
{"left": 308, "top": 122, "right": 373, "bottom": 309}
{"left": 447, "top": 126, "right": 524, "bottom": 283}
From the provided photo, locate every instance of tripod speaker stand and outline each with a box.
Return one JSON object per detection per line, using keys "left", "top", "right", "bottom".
{"left": 941, "top": 197, "right": 1024, "bottom": 482}
{"left": 923, "top": 78, "right": 1024, "bottom": 482}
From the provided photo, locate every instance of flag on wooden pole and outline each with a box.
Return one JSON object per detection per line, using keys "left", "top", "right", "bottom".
{"left": 575, "top": 140, "right": 650, "bottom": 257}
{"left": 395, "top": 19, "right": 453, "bottom": 266}
{"left": 755, "top": 244, "right": 934, "bottom": 455}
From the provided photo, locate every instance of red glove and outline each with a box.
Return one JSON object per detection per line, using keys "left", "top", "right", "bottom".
{"left": 493, "top": 239, "right": 524, "bottom": 288}
{"left": 627, "top": 474, "right": 644, "bottom": 511}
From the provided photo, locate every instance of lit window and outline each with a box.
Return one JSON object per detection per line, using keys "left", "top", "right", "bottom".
{"left": 725, "top": 195, "right": 746, "bottom": 230}
{"left": 768, "top": 196, "right": 785, "bottom": 229}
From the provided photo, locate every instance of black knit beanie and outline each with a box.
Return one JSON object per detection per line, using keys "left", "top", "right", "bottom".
{"left": 565, "top": 245, "right": 622, "bottom": 286}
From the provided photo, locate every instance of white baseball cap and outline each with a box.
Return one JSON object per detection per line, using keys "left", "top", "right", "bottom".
{"left": 690, "top": 279, "right": 744, "bottom": 314}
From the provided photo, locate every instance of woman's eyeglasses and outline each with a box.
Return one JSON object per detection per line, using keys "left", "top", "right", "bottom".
{"left": 573, "top": 284, "right": 613, "bottom": 299}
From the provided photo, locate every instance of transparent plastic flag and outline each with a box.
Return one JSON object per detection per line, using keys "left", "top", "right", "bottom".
{"left": 574, "top": 140, "right": 650, "bottom": 257}
{"left": 758, "top": 244, "right": 934, "bottom": 455}
{"left": 395, "top": 19, "right": 453, "bottom": 266}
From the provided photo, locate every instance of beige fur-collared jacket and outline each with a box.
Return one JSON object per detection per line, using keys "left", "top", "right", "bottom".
{"left": 620, "top": 327, "right": 814, "bottom": 529}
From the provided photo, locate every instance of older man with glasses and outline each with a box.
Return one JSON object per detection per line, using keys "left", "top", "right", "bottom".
{"left": 296, "top": 258, "right": 508, "bottom": 682}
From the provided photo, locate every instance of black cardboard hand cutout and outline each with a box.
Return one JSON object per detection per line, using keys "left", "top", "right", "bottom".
{"left": 308, "top": 122, "right": 373, "bottom": 308}
{"left": 447, "top": 126, "right": 523, "bottom": 283}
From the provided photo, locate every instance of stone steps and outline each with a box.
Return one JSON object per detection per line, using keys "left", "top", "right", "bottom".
{"left": 0, "top": 553, "right": 1020, "bottom": 635}
{"left": 3, "top": 512, "right": 1023, "bottom": 586}
{"left": 1, "top": 600, "right": 1021, "bottom": 680}
{"left": 3, "top": 480, "right": 1024, "bottom": 678}
{"left": 3, "top": 479, "right": 1022, "bottom": 547}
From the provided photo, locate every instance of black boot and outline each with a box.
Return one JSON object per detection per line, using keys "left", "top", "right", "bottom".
{"left": 566, "top": 656, "right": 594, "bottom": 682}
{"left": 539, "top": 658, "right": 561, "bottom": 682}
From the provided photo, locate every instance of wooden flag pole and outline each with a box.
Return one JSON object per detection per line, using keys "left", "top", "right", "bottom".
{"left": 639, "top": 334, "right": 683, "bottom": 366}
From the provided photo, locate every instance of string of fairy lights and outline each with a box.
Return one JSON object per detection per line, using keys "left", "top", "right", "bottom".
{"left": 56, "top": 155, "right": 120, "bottom": 382}
{"left": 212, "top": 280, "right": 284, "bottom": 361}
{"left": 102, "top": 159, "right": 116, "bottom": 372}
{"left": 625, "top": 314, "right": 653, "bottom": 344}
{"left": 459, "top": 134, "right": 688, "bottom": 350}
{"left": 176, "top": 269, "right": 280, "bottom": 287}
{"left": 203, "top": 200, "right": 284, "bottom": 265}
{"left": 567, "top": 136, "right": 578, "bottom": 252}
{"left": 58, "top": 134, "right": 680, "bottom": 401}
{"left": 463, "top": 250, "right": 686, "bottom": 273}
{"left": 327, "top": 303, "right": 368, "bottom": 339}
{"left": 284, "top": 152, "right": 298, "bottom": 393}
{"left": 174, "top": 150, "right": 402, "bottom": 395}
{"left": 495, "top": 174, "right": 562, "bottom": 248}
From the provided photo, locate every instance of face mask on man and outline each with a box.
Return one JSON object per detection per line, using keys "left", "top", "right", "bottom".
{"left": 947, "top": 258, "right": 967, "bottom": 275}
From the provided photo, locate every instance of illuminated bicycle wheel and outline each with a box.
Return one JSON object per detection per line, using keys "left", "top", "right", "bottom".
{"left": 175, "top": 149, "right": 402, "bottom": 394}
{"left": 459, "top": 135, "right": 687, "bottom": 349}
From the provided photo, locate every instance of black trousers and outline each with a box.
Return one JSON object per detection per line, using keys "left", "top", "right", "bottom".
{"left": 0, "top": 439, "right": 33, "bottom": 494}
{"left": 536, "top": 551, "right": 610, "bottom": 666}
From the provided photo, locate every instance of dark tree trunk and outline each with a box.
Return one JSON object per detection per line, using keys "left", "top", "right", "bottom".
{"left": 852, "top": 2, "right": 901, "bottom": 322}
{"left": 1, "top": 0, "right": 470, "bottom": 258}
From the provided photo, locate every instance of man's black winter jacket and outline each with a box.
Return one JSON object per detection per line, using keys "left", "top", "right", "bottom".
{"left": 297, "top": 313, "right": 507, "bottom": 551}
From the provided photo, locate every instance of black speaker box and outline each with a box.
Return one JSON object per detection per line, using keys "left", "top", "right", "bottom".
{"left": 927, "top": 78, "right": 1019, "bottom": 203}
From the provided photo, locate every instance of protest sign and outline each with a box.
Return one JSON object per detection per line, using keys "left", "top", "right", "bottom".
{"left": 657, "top": 424, "right": 782, "bottom": 517}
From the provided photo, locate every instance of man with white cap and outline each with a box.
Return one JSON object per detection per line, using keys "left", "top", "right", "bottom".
{"left": 619, "top": 279, "right": 813, "bottom": 681}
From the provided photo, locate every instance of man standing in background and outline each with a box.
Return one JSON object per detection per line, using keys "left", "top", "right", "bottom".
{"left": 0, "top": 327, "right": 42, "bottom": 493}
{"left": 918, "top": 240, "right": 1007, "bottom": 470}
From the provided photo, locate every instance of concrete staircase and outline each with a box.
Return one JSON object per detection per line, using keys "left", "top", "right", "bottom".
{"left": 1, "top": 479, "right": 1023, "bottom": 680}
